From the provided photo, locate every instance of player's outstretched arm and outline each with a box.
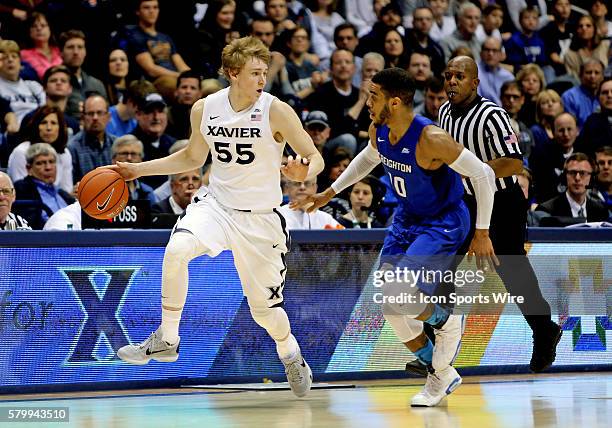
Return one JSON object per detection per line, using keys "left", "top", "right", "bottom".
{"left": 291, "top": 123, "right": 381, "bottom": 213}
{"left": 420, "top": 126, "right": 499, "bottom": 270}
{"left": 271, "top": 99, "right": 324, "bottom": 182}
{"left": 108, "top": 99, "right": 210, "bottom": 181}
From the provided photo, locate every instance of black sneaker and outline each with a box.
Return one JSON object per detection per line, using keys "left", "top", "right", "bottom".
{"left": 530, "top": 322, "right": 562, "bottom": 373}
{"left": 405, "top": 359, "right": 429, "bottom": 377}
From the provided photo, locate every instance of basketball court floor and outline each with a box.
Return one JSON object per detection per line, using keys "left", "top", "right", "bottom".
{"left": 0, "top": 372, "right": 610, "bottom": 427}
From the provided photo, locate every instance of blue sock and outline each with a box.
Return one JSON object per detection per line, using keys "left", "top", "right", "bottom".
{"left": 414, "top": 339, "right": 433, "bottom": 365}
{"left": 424, "top": 304, "right": 449, "bottom": 328}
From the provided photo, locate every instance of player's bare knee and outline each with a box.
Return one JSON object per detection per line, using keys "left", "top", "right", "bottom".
{"left": 164, "top": 231, "right": 202, "bottom": 264}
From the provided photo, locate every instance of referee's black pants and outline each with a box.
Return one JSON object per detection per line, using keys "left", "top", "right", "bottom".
{"left": 457, "top": 183, "right": 552, "bottom": 333}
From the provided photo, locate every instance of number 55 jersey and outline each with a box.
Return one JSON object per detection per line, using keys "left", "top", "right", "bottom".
{"left": 202, "top": 87, "right": 283, "bottom": 211}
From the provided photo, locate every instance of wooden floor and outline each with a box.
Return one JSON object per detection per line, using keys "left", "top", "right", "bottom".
{"left": 0, "top": 373, "right": 610, "bottom": 428}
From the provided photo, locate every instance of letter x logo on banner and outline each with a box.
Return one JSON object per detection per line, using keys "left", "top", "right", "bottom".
{"left": 60, "top": 268, "right": 138, "bottom": 363}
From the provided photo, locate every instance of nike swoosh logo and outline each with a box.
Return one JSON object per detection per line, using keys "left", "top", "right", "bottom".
{"left": 209, "top": 115, "right": 220, "bottom": 120}
{"left": 377, "top": 137, "right": 385, "bottom": 142}
{"left": 145, "top": 348, "right": 167, "bottom": 356}
{"left": 96, "top": 188, "right": 115, "bottom": 211}
{"left": 443, "top": 229, "right": 452, "bottom": 232}
{"left": 273, "top": 244, "right": 279, "bottom": 248}
{"left": 300, "top": 359, "right": 306, "bottom": 368}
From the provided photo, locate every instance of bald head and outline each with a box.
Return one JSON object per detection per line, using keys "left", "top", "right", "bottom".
{"left": 553, "top": 112, "right": 578, "bottom": 151}
{"left": 444, "top": 56, "right": 480, "bottom": 106}
{"left": 448, "top": 56, "right": 478, "bottom": 79}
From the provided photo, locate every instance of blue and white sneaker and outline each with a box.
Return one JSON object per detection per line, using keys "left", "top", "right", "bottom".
{"left": 433, "top": 314, "right": 466, "bottom": 369}
{"left": 411, "top": 365, "right": 462, "bottom": 407}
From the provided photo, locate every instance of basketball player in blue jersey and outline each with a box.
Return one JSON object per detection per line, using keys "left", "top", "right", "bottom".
{"left": 293, "top": 68, "right": 498, "bottom": 407}
{"left": 107, "top": 37, "right": 324, "bottom": 398}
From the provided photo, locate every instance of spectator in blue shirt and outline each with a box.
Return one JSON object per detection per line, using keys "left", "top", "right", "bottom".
{"left": 107, "top": 79, "right": 156, "bottom": 138}
{"left": 561, "top": 58, "right": 604, "bottom": 129}
{"left": 477, "top": 37, "right": 514, "bottom": 106}
{"left": 504, "top": 6, "right": 548, "bottom": 76}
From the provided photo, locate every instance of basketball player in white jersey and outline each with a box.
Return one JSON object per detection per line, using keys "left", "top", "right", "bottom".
{"left": 109, "top": 37, "right": 324, "bottom": 398}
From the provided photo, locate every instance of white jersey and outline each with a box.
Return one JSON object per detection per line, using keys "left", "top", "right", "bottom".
{"left": 201, "top": 87, "right": 283, "bottom": 210}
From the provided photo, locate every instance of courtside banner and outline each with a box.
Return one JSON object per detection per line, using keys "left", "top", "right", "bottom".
{"left": 0, "top": 234, "right": 611, "bottom": 389}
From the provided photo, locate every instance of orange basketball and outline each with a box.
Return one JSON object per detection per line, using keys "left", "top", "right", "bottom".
{"left": 78, "top": 169, "right": 129, "bottom": 220}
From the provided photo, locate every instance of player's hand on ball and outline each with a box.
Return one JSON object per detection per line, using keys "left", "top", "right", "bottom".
{"left": 281, "top": 155, "right": 309, "bottom": 182}
{"left": 467, "top": 229, "right": 500, "bottom": 272}
{"left": 101, "top": 162, "right": 141, "bottom": 181}
{"left": 290, "top": 187, "right": 335, "bottom": 213}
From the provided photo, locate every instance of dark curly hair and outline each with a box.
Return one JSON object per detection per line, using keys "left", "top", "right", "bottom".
{"left": 22, "top": 105, "right": 68, "bottom": 153}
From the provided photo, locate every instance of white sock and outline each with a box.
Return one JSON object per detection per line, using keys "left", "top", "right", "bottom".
{"left": 276, "top": 333, "right": 299, "bottom": 360}
{"left": 161, "top": 308, "right": 182, "bottom": 344}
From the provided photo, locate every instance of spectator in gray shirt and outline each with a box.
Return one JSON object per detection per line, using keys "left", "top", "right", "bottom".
{"left": 440, "top": 2, "right": 482, "bottom": 61}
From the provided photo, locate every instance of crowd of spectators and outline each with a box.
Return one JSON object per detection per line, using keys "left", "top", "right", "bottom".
{"left": 0, "top": 0, "right": 611, "bottom": 231}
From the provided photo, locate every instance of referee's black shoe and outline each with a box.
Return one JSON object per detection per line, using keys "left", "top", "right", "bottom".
{"left": 405, "top": 359, "right": 429, "bottom": 377}
{"left": 405, "top": 324, "right": 437, "bottom": 376}
{"left": 530, "top": 321, "right": 562, "bottom": 373}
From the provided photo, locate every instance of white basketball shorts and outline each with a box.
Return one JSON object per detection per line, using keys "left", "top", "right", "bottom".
{"left": 173, "top": 187, "right": 290, "bottom": 309}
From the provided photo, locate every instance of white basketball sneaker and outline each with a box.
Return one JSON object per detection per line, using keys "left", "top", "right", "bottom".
{"left": 432, "top": 314, "right": 466, "bottom": 369}
{"left": 282, "top": 349, "right": 313, "bottom": 398}
{"left": 117, "top": 328, "right": 180, "bottom": 365}
{"left": 411, "top": 365, "right": 462, "bottom": 407}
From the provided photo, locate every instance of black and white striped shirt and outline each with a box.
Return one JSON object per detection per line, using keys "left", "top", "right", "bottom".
{"left": 0, "top": 212, "right": 31, "bottom": 230}
{"left": 438, "top": 96, "right": 522, "bottom": 195}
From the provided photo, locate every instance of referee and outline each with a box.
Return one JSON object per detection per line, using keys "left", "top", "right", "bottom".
{"left": 439, "top": 56, "right": 561, "bottom": 372}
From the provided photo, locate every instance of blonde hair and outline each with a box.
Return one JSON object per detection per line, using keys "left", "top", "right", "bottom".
{"left": 220, "top": 36, "right": 271, "bottom": 80}
{"left": 516, "top": 64, "right": 546, "bottom": 94}
{"left": 535, "top": 89, "right": 563, "bottom": 125}
{"left": 0, "top": 40, "right": 20, "bottom": 55}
